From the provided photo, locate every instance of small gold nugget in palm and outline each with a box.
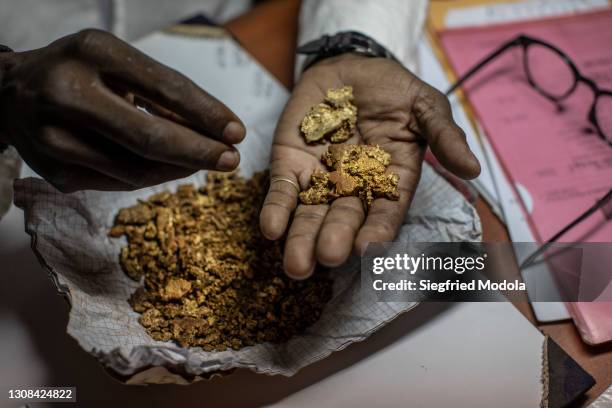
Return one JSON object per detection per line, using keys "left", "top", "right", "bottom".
{"left": 300, "top": 144, "right": 400, "bottom": 208}
{"left": 300, "top": 86, "right": 357, "bottom": 144}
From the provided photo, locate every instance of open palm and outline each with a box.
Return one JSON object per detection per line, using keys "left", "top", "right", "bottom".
{"left": 260, "top": 54, "right": 480, "bottom": 279}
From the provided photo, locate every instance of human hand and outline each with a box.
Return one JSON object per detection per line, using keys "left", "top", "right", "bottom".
{"left": 260, "top": 54, "right": 480, "bottom": 279}
{"left": 0, "top": 29, "right": 245, "bottom": 192}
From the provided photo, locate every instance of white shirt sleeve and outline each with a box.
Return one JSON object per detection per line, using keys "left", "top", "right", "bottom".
{"left": 296, "top": 0, "right": 428, "bottom": 76}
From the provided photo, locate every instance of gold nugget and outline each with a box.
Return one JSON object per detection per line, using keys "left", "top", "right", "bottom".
{"left": 299, "top": 144, "right": 400, "bottom": 208}
{"left": 300, "top": 86, "right": 357, "bottom": 144}
{"left": 110, "top": 171, "right": 333, "bottom": 351}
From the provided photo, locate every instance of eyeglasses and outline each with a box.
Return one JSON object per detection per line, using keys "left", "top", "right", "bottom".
{"left": 447, "top": 34, "right": 612, "bottom": 142}
{"left": 445, "top": 34, "right": 612, "bottom": 268}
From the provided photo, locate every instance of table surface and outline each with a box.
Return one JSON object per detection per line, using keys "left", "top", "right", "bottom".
{"left": 225, "top": 0, "right": 611, "bottom": 405}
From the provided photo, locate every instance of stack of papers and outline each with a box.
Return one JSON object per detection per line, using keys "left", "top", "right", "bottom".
{"left": 420, "top": 0, "right": 611, "bottom": 328}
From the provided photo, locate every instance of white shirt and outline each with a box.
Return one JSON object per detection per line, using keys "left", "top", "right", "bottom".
{"left": 0, "top": 0, "right": 427, "bottom": 64}
{"left": 298, "top": 0, "right": 428, "bottom": 74}
{"left": 0, "top": 0, "right": 249, "bottom": 50}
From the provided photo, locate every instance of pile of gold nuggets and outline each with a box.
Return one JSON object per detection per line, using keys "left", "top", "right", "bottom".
{"left": 110, "top": 172, "right": 332, "bottom": 351}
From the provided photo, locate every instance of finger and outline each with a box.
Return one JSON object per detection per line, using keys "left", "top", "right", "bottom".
{"left": 57, "top": 84, "right": 240, "bottom": 171}
{"left": 413, "top": 85, "right": 480, "bottom": 179}
{"left": 260, "top": 169, "right": 300, "bottom": 240}
{"left": 316, "top": 196, "right": 365, "bottom": 267}
{"left": 283, "top": 204, "right": 328, "bottom": 279}
{"left": 354, "top": 193, "right": 411, "bottom": 256}
{"left": 260, "top": 143, "right": 319, "bottom": 240}
{"left": 73, "top": 29, "right": 246, "bottom": 144}
{"left": 18, "top": 149, "right": 134, "bottom": 193}
{"left": 354, "top": 151, "right": 421, "bottom": 255}
{"left": 50, "top": 165, "right": 136, "bottom": 193}
{"left": 37, "top": 126, "right": 197, "bottom": 187}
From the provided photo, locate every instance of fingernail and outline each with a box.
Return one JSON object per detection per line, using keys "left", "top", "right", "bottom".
{"left": 305, "top": 263, "right": 316, "bottom": 279}
{"left": 359, "top": 241, "right": 370, "bottom": 256}
{"left": 472, "top": 154, "right": 481, "bottom": 170}
{"left": 216, "top": 150, "right": 239, "bottom": 171}
{"left": 466, "top": 154, "right": 481, "bottom": 179}
{"left": 223, "top": 121, "right": 246, "bottom": 144}
{"left": 287, "top": 263, "right": 316, "bottom": 281}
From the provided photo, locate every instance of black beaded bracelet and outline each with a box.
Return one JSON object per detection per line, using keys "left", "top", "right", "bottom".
{"left": 0, "top": 44, "right": 13, "bottom": 153}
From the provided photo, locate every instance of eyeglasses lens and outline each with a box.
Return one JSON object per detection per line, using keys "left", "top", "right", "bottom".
{"left": 525, "top": 44, "right": 576, "bottom": 100}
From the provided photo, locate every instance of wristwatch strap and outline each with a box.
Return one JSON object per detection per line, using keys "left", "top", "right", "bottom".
{"left": 296, "top": 31, "right": 397, "bottom": 71}
{"left": 0, "top": 44, "right": 13, "bottom": 154}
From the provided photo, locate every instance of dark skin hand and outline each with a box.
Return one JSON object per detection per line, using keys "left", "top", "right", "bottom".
{"left": 0, "top": 29, "right": 246, "bottom": 192}
{"left": 260, "top": 54, "right": 481, "bottom": 279}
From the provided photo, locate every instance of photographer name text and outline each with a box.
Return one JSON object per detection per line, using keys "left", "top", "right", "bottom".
{"left": 372, "top": 279, "right": 526, "bottom": 292}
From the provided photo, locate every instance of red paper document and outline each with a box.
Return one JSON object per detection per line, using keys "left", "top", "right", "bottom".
{"left": 440, "top": 10, "right": 612, "bottom": 344}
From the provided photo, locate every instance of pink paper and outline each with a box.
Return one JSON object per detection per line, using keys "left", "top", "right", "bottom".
{"left": 440, "top": 10, "right": 612, "bottom": 344}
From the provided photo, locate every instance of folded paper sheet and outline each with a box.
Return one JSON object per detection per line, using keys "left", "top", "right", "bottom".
{"left": 440, "top": 9, "right": 612, "bottom": 344}
{"left": 13, "top": 157, "right": 480, "bottom": 378}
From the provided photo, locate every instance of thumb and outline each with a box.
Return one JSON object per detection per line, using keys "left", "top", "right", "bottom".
{"left": 413, "top": 87, "right": 481, "bottom": 179}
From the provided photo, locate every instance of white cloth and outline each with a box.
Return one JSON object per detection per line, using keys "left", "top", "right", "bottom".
{"left": 297, "top": 0, "right": 429, "bottom": 75}
{"left": 0, "top": 0, "right": 249, "bottom": 50}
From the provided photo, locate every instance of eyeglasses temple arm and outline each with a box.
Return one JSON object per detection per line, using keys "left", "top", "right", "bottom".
{"left": 519, "top": 189, "right": 612, "bottom": 269}
{"left": 445, "top": 38, "right": 522, "bottom": 96}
